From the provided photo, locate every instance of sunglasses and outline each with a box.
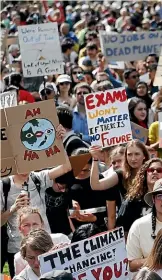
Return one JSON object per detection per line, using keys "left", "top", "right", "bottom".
{"left": 77, "top": 91, "right": 89, "bottom": 96}
{"left": 154, "top": 193, "right": 162, "bottom": 200}
{"left": 147, "top": 168, "right": 162, "bottom": 174}
{"left": 73, "top": 71, "right": 83, "bottom": 75}
{"left": 59, "top": 82, "right": 70, "bottom": 86}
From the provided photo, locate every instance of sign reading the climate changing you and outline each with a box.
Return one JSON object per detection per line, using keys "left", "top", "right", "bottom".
{"left": 84, "top": 87, "right": 132, "bottom": 147}
{"left": 39, "top": 227, "right": 130, "bottom": 280}
{"left": 18, "top": 22, "right": 64, "bottom": 77}
{"left": 100, "top": 31, "right": 162, "bottom": 61}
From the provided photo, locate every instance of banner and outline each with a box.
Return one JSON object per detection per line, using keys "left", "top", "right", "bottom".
{"left": 84, "top": 87, "right": 132, "bottom": 147}
{"left": 0, "top": 90, "right": 17, "bottom": 109}
{"left": 131, "top": 122, "right": 148, "bottom": 144}
{"left": 100, "top": 31, "right": 162, "bottom": 61}
{"left": 1, "top": 100, "right": 66, "bottom": 174}
{"left": 18, "top": 22, "right": 64, "bottom": 77}
{"left": 159, "top": 112, "right": 162, "bottom": 148}
{"left": 154, "top": 48, "right": 162, "bottom": 86}
{"left": 39, "top": 227, "right": 130, "bottom": 280}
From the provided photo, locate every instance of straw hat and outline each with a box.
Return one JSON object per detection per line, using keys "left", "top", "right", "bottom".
{"left": 144, "top": 178, "right": 162, "bottom": 207}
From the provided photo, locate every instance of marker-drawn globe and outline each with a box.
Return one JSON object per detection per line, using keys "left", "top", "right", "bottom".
{"left": 20, "top": 118, "right": 55, "bottom": 151}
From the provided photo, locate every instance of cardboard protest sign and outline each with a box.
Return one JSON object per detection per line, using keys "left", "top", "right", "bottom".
{"left": 159, "top": 112, "right": 162, "bottom": 148}
{"left": 154, "top": 48, "right": 162, "bottom": 86}
{"left": 100, "top": 31, "right": 162, "bottom": 61}
{"left": 0, "top": 90, "right": 17, "bottom": 109}
{"left": 84, "top": 87, "right": 132, "bottom": 147}
{"left": 39, "top": 227, "right": 130, "bottom": 280}
{"left": 69, "top": 153, "right": 91, "bottom": 177}
{"left": 1, "top": 158, "right": 17, "bottom": 178}
{"left": 5, "top": 100, "right": 66, "bottom": 173}
{"left": 131, "top": 122, "right": 148, "bottom": 144}
{"left": 18, "top": 22, "right": 64, "bottom": 77}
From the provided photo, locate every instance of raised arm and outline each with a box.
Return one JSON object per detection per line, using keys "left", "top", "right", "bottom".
{"left": 89, "top": 146, "right": 119, "bottom": 190}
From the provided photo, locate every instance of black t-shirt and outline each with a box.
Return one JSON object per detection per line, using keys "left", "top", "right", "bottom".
{"left": 70, "top": 175, "right": 110, "bottom": 229}
{"left": 45, "top": 188, "right": 72, "bottom": 235}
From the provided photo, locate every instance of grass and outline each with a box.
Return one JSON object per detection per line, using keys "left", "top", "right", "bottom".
{"left": 3, "top": 263, "right": 9, "bottom": 276}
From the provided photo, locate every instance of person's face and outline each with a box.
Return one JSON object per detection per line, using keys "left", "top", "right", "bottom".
{"left": 148, "top": 69, "right": 156, "bottom": 81}
{"left": 76, "top": 163, "right": 91, "bottom": 180}
{"left": 41, "top": 90, "right": 55, "bottom": 101}
{"left": 59, "top": 82, "right": 70, "bottom": 92}
{"left": 138, "top": 64, "right": 147, "bottom": 76}
{"left": 14, "top": 17, "right": 20, "bottom": 26}
{"left": 137, "top": 84, "right": 147, "bottom": 97}
{"left": 25, "top": 246, "right": 41, "bottom": 276}
{"left": 142, "top": 23, "right": 150, "bottom": 30}
{"left": 12, "top": 49, "right": 19, "bottom": 58}
{"left": 146, "top": 56, "right": 157, "bottom": 67}
{"left": 111, "top": 154, "right": 124, "bottom": 170}
{"left": 62, "top": 26, "right": 69, "bottom": 35}
{"left": 76, "top": 87, "right": 90, "bottom": 105}
{"left": 87, "top": 48, "right": 97, "bottom": 59}
{"left": 127, "top": 145, "right": 145, "bottom": 169}
{"left": 19, "top": 213, "right": 43, "bottom": 236}
{"left": 154, "top": 192, "right": 162, "bottom": 215}
{"left": 147, "top": 162, "right": 162, "bottom": 187}
{"left": 134, "top": 102, "right": 147, "bottom": 121}
{"left": 127, "top": 71, "right": 139, "bottom": 87}
{"left": 72, "top": 68, "right": 83, "bottom": 83}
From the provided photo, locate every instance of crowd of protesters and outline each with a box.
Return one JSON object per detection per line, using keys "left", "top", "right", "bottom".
{"left": 1, "top": 0, "right": 162, "bottom": 280}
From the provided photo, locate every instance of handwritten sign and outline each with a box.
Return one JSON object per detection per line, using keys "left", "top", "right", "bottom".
{"left": 4, "top": 100, "right": 66, "bottom": 174}
{"left": 100, "top": 31, "right": 162, "bottom": 61}
{"left": 0, "top": 90, "right": 17, "bottom": 109}
{"left": 84, "top": 87, "right": 132, "bottom": 147}
{"left": 18, "top": 22, "right": 64, "bottom": 77}
{"left": 39, "top": 227, "right": 130, "bottom": 280}
{"left": 131, "top": 122, "right": 148, "bottom": 144}
{"left": 159, "top": 112, "right": 162, "bottom": 148}
{"left": 154, "top": 48, "right": 162, "bottom": 86}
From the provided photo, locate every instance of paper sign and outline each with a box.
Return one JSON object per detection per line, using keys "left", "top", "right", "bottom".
{"left": 140, "top": 72, "right": 150, "bottom": 83}
{"left": 100, "top": 31, "right": 162, "bottom": 61}
{"left": 5, "top": 100, "right": 66, "bottom": 173}
{"left": 131, "top": 122, "right": 148, "bottom": 144}
{"left": 0, "top": 90, "right": 17, "bottom": 109}
{"left": 84, "top": 87, "right": 132, "bottom": 147}
{"left": 154, "top": 49, "right": 162, "bottom": 86}
{"left": 18, "top": 22, "right": 64, "bottom": 77}
{"left": 109, "top": 61, "right": 125, "bottom": 69}
{"left": 39, "top": 227, "right": 130, "bottom": 280}
{"left": 69, "top": 153, "right": 91, "bottom": 177}
{"left": 159, "top": 112, "right": 162, "bottom": 148}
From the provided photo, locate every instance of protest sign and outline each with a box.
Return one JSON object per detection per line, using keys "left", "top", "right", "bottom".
{"left": 159, "top": 112, "right": 162, "bottom": 148}
{"left": 18, "top": 22, "right": 64, "bottom": 77}
{"left": 84, "top": 87, "right": 132, "bottom": 147}
{"left": 154, "top": 48, "right": 162, "bottom": 86}
{"left": 109, "top": 61, "right": 125, "bottom": 70}
{"left": 0, "top": 90, "right": 17, "bottom": 109}
{"left": 100, "top": 31, "right": 162, "bottom": 61}
{"left": 5, "top": 100, "right": 66, "bottom": 173}
{"left": 131, "top": 122, "right": 148, "bottom": 144}
{"left": 39, "top": 227, "right": 130, "bottom": 280}
{"left": 69, "top": 153, "right": 91, "bottom": 177}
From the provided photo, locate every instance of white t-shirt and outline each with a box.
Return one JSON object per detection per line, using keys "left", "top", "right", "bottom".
{"left": 14, "top": 233, "right": 70, "bottom": 275}
{"left": 127, "top": 213, "right": 162, "bottom": 260}
{"left": 13, "top": 265, "right": 38, "bottom": 280}
{"left": 0, "top": 171, "right": 53, "bottom": 253}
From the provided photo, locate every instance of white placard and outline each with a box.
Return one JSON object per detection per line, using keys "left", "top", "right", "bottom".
{"left": 100, "top": 31, "right": 162, "bottom": 61}
{"left": 84, "top": 87, "right": 132, "bottom": 147}
{"left": 18, "top": 23, "right": 64, "bottom": 77}
{"left": 39, "top": 227, "right": 130, "bottom": 280}
{"left": 109, "top": 61, "right": 125, "bottom": 69}
{"left": 154, "top": 48, "right": 162, "bottom": 86}
{"left": 0, "top": 90, "right": 17, "bottom": 109}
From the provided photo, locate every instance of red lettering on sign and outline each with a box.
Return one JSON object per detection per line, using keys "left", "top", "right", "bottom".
{"left": 114, "top": 262, "right": 122, "bottom": 278}
{"left": 25, "top": 108, "right": 41, "bottom": 119}
{"left": 45, "top": 145, "right": 60, "bottom": 157}
{"left": 85, "top": 94, "right": 95, "bottom": 110}
{"left": 78, "top": 273, "right": 87, "bottom": 280}
{"left": 103, "top": 266, "right": 113, "bottom": 280}
{"left": 24, "top": 150, "right": 39, "bottom": 161}
{"left": 123, "top": 258, "right": 129, "bottom": 276}
{"left": 91, "top": 268, "right": 102, "bottom": 280}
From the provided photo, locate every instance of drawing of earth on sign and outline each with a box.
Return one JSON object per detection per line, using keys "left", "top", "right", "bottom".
{"left": 20, "top": 118, "right": 55, "bottom": 151}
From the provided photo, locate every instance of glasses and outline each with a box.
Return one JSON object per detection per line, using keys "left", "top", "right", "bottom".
{"left": 59, "top": 82, "right": 70, "bottom": 86}
{"left": 147, "top": 168, "right": 162, "bottom": 174}
{"left": 154, "top": 193, "right": 162, "bottom": 200}
{"left": 130, "top": 75, "right": 139, "bottom": 79}
{"left": 73, "top": 71, "right": 83, "bottom": 75}
{"left": 77, "top": 91, "right": 89, "bottom": 96}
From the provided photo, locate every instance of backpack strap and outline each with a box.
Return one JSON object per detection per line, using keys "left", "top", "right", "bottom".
{"left": 30, "top": 172, "right": 41, "bottom": 197}
{"left": 2, "top": 178, "right": 11, "bottom": 211}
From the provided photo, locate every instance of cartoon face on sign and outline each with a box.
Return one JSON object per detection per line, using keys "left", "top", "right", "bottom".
{"left": 20, "top": 118, "right": 55, "bottom": 151}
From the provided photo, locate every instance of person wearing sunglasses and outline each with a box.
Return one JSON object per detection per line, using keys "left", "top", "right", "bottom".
{"left": 124, "top": 68, "right": 139, "bottom": 99}
{"left": 39, "top": 82, "right": 58, "bottom": 106}
{"left": 70, "top": 65, "right": 85, "bottom": 88}
{"left": 56, "top": 74, "right": 76, "bottom": 109}
{"left": 127, "top": 177, "right": 162, "bottom": 273}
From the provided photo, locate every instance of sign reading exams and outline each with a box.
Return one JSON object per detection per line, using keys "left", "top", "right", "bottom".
{"left": 100, "top": 31, "right": 162, "bottom": 61}
{"left": 84, "top": 87, "right": 132, "bottom": 147}
{"left": 18, "top": 22, "right": 64, "bottom": 77}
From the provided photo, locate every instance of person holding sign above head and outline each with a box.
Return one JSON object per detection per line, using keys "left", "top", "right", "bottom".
{"left": 89, "top": 140, "right": 149, "bottom": 230}
{"left": 126, "top": 178, "right": 162, "bottom": 273}
{"left": 0, "top": 124, "right": 72, "bottom": 278}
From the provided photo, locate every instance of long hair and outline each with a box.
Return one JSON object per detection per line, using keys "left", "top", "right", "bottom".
{"left": 136, "top": 81, "right": 152, "bottom": 109}
{"left": 123, "top": 140, "right": 150, "bottom": 191}
{"left": 145, "top": 228, "right": 162, "bottom": 270}
{"left": 128, "top": 97, "right": 148, "bottom": 127}
{"left": 126, "top": 158, "right": 162, "bottom": 200}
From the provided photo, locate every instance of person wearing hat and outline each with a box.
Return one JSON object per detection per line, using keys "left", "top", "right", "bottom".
{"left": 127, "top": 178, "right": 162, "bottom": 273}
{"left": 56, "top": 74, "right": 76, "bottom": 109}
{"left": 39, "top": 82, "right": 58, "bottom": 105}
{"left": 142, "top": 18, "right": 150, "bottom": 31}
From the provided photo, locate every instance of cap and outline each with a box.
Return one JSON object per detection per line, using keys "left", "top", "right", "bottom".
{"left": 56, "top": 74, "right": 71, "bottom": 84}
{"left": 144, "top": 178, "right": 162, "bottom": 207}
{"left": 39, "top": 82, "right": 57, "bottom": 94}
